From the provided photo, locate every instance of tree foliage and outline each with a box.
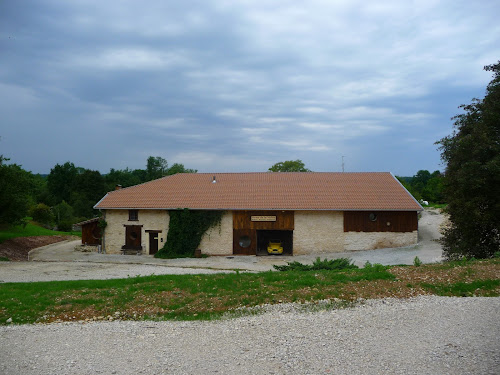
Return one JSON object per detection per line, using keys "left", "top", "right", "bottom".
{"left": 146, "top": 156, "right": 169, "bottom": 181}
{"left": 47, "top": 162, "right": 78, "bottom": 203}
{"left": 437, "top": 62, "right": 500, "bottom": 259}
{"left": 30, "top": 203, "right": 54, "bottom": 226}
{"left": 268, "top": 159, "right": 311, "bottom": 172}
{"left": 397, "top": 170, "right": 444, "bottom": 203}
{"left": 0, "top": 156, "right": 35, "bottom": 225}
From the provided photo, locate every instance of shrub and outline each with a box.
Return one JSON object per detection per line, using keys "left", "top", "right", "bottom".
{"left": 413, "top": 256, "right": 422, "bottom": 267}
{"left": 274, "top": 257, "right": 358, "bottom": 271}
{"left": 57, "top": 220, "right": 73, "bottom": 232}
{"left": 30, "top": 203, "right": 55, "bottom": 226}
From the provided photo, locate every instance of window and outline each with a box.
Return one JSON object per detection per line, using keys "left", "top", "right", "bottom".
{"left": 129, "top": 210, "right": 139, "bottom": 221}
{"left": 238, "top": 235, "right": 251, "bottom": 248}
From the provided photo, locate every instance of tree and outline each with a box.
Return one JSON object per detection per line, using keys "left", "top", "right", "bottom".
{"left": 71, "top": 169, "right": 107, "bottom": 218}
{"left": 0, "top": 156, "right": 34, "bottom": 225}
{"left": 437, "top": 62, "right": 500, "bottom": 259}
{"left": 52, "top": 200, "right": 74, "bottom": 225}
{"left": 423, "top": 172, "right": 444, "bottom": 203}
{"left": 105, "top": 168, "right": 143, "bottom": 190}
{"left": 412, "top": 170, "right": 432, "bottom": 193}
{"left": 30, "top": 203, "right": 55, "bottom": 227}
{"left": 268, "top": 160, "right": 311, "bottom": 172}
{"left": 47, "top": 162, "right": 78, "bottom": 203}
{"left": 167, "top": 163, "right": 197, "bottom": 175}
{"left": 146, "top": 156, "right": 168, "bottom": 181}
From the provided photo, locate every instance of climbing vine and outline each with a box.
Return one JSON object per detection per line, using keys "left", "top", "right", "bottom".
{"left": 155, "top": 209, "right": 224, "bottom": 258}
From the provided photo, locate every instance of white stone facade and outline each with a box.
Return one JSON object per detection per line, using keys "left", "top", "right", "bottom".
{"left": 198, "top": 212, "right": 233, "bottom": 255}
{"left": 344, "top": 231, "right": 418, "bottom": 251}
{"left": 103, "top": 209, "right": 419, "bottom": 255}
{"left": 103, "top": 209, "right": 169, "bottom": 255}
{"left": 293, "top": 211, "right": 345, "bottom": 255}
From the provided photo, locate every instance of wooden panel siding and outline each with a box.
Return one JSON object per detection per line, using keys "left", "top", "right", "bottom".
{"left": 233, "top": 211, "right": 294, "bottom": 231}
{"left": 233, "top": 228, "right": 257, "bottom": 255}
{"left": 81, "top": 221, "right": 101, "bottom": 245}
{"left": 344, "top": 211, "right": 418, "bottom": 233}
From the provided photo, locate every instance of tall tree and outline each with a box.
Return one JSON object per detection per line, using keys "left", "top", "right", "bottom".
{"left": 437, "top": 62, "right": 500, "bottom": 259}
{"left": 268, "top": 160, "right": 311, "bottom": 172}
{"left": 47, "top": 162, "right": 78, "bottom": 203}
{"left": 71, "top": 169, "right": 107, "bottom": 218}
{"left": 146, "top": 156, "right": 168, "bottom": 181}
{"left": 0, "top": 156, "right": 34, "bottom": 225}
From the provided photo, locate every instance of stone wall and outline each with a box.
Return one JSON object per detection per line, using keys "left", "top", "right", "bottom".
{"left": 198, "top": 211, "right": 233, "bottom": 255}
{"left": 344, "top": 231, "right": 418, "bottom": 251}
{"left": 103, "top": 209, "right": 419, "bottom": 255}
{"left": 103, "top": 209, "right": 169, "bottom": 254}
{"left": 293, "top": 211, "right": 345, "bottom": 254}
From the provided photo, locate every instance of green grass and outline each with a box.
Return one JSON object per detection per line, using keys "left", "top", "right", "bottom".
{"left": 0, "top": 222, "right": 80, "bottom": 244}
{"left": 0, "top": 267, "right": 395, "bottom": 324}
{"left": 1, "top": 259, "right": 498, "bottom": 325}
{"left": 422, "top": 279, "right": 500, "bottom": 297}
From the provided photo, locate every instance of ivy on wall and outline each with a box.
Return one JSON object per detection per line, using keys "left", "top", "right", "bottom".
{"left": 155, "top": 209, "right": 224, "bottom": 258}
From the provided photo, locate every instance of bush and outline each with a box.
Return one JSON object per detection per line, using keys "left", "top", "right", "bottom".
{"left": 274, "top": 257, "right": 358, "bottom": 271}
{"left": 413, "top": 256, "right": 422, "bottom": 267}
{"left": 30, "top": 203, "right": 54, "bottom": 226}
{"left": 57, "top": 220, "right": 73, "bottom": 232}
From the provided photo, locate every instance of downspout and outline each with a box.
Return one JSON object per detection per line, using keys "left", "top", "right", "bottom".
{"left": 101, "top": 209, "right": 106, "bottom": 253}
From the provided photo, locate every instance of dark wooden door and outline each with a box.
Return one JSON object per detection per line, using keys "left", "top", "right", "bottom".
{"left": 149, "top": 232, "right": 159, "bottom": 255}
{"left": 123, "top": 225, "right": 142, "bottom": 250}
{"left": 233, "top": 229, "right": 256, "bottom": 255}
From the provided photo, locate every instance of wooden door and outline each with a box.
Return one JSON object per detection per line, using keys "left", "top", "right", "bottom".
{"left": 233, "top": 229, "right": 256, "bottom": 255}
{"left": 123, "top": 225, "right": 142, "bottom": 250}
{"left": 149, "top": 232, "right": 159, "bottom": 255}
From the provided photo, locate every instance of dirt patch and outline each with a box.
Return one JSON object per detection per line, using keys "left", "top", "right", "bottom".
{"left": 0, "top": 236, "right": 78, "bottom": 261}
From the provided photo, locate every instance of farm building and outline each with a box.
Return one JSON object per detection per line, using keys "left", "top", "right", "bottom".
{"left": 74, "top": 217, "right": 101, "bottom": 246}
{"left": 94, "top": 172, "right": 423, "bottom": 256}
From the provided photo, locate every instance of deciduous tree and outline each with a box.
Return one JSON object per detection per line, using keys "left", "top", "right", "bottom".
{"left": 0, "top": 156, "right": 34, "bottom": 225}
{"left": 437, "top": 62, "right": 500, "bottom": 259}
{"left": 268, "top": 160, "right": 311, "bottom": 172}
{"left": 146, "top": 156, "right": 168, "bottom": 181}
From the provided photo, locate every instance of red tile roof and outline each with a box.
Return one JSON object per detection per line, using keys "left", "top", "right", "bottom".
{"left": 94, "top": 172, "right": 422, "bottom": 211}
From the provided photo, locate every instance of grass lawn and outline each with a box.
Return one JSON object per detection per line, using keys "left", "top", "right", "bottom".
{"left": 0, "top": 222, "right": 80, "bottom": 244}
{"left": 1, "top": 258, "right": 498, "bottom": 325}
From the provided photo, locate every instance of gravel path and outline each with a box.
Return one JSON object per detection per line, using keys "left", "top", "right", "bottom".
{"left": 1, "top": 296, "right": 499, "bottom": 375}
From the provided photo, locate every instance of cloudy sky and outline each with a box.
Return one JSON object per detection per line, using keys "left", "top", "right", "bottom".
{"left": 1, "top": 0, "right": 499, "bottom": 176}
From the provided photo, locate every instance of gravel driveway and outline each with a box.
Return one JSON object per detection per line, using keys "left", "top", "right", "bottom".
{"left": 1, "top": 296, "right": 499, "bottom": 374}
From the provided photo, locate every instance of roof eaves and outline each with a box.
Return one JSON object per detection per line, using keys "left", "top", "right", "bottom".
{"left": 93, "top": 193, "right": 109, "bottom": 209}
{"left": 390, "top": 172, "right": 424, "bottom": 211}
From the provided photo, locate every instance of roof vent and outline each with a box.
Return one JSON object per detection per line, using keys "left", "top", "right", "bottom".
{"left": 212, "top": 176, "right": 217, "bottom": 184}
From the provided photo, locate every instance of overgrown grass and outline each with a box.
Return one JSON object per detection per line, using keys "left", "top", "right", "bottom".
{"left": 0, "top": 222, "right": 80, "bottom": 244}
{"left": 1, "top": 258, "right": 498, "bottom": 325}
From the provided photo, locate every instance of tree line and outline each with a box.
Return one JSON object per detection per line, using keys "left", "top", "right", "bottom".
{"left": 397, "top": 170, "right": 444, "bottom": 204}
{"left": 0, "top": 156, "right": 195, "bottom": 231}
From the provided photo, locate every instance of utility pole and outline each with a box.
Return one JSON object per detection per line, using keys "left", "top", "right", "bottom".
{"left": 342, "top": 156, "right": 345, "bottom": 172}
